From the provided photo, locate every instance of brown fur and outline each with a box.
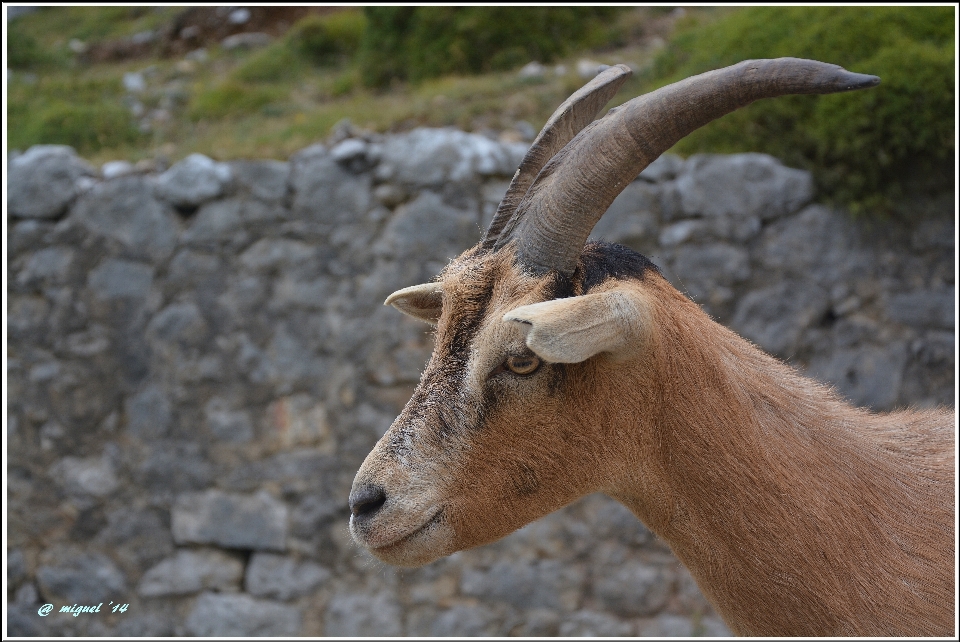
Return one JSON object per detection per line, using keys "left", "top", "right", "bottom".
{"left": 351, "top": 246, "right": 955, "bottom": 636}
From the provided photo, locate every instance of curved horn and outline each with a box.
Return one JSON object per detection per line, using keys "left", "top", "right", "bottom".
{"left": 480, "top": 64, "right": 633, "bottom": 250}
{"left": 496, "top": 58, "right": 880, "bottom": 275}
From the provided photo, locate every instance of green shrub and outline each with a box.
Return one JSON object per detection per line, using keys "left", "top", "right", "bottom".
{"left": 12, "top": 101, "right": 143, "bottom": 154}
{"left": 7, "top": 22, "right": 58, "bottom": 69}
{"left": 357, "top": 7, "right": 624, "bottom": 87}
{"left": 645, "top": 6, "right": 955, "bottom": 213}
{"left": 291, "top": 10, "right": 367, "bottom": 66}
{"left": 189, "top": 81, "right": 284, "bottom": 121}
{"left": 231, "top": 42, "right": 304, "bottom": 83}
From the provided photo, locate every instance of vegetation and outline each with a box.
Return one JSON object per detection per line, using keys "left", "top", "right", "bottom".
{"left": 6, "top": 6, "right": 953, "bottom": 216}
{"left": 642, "top": 6, "right": 955, "bottom": 213}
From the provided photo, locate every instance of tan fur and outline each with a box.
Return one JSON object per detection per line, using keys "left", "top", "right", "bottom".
{"left": 353, "top": 248, "right": 955, "bottom": 636}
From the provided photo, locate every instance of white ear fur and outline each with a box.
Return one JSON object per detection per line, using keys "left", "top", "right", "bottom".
{"left": 503, "top": 291, "right": 646, "bottom": 363}
{"left": 385, "top": 283, "right": 444, "bottom": 324}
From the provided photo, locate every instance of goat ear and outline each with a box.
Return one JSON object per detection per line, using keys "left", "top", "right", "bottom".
{"left": 385, "top": 283, "right": 444, "bottom": 324}
{"left": 503, "top": 291, "right": 646, "bottom": 363}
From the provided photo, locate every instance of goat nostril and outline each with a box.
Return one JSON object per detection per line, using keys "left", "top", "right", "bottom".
{"left": 349, "top": 484, "right": 387, "bottom": 519}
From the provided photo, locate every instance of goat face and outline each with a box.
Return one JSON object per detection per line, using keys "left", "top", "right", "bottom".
{"left": 350, "top": 243, "right": 666, "bottom": 566}
{"left": 348, "top": 59, "right": 880, "bottom": 566}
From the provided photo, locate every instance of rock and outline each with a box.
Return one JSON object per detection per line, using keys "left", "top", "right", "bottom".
{"left": 325, "top": 591, "right": 403, "bottom": 636}
{"left": 638, "top": 614, "right": 696, "bottom": 637}
{"left": 245, "top": 553, "right": 331, "bottom": 600}
{"left": 239, "top": 238, "right": 316, "bottom": 272}
{"left": 374, "top": 191, "right": 477, "bottom": 265}
{"left": 101, "top": 160, "right": 136, "bottom": 179}
{"left": 138, "top": 548, "right": 244, "bottom": 596}
{"left": 886, "top": 289, "right": 955, "bottom": 330}
{"left": 518, "top": 61, "right": 545, "bottom": 79}
{"left": 265, "top": 394, "right": 334, "bottom": 451}
{"left": 731, "top": 281, "right": 830, "bottom": 356}
{"left": 576, "top": 59, "right": 607, "bottom": 79}
{"left": 221, "top": 32, "right": 271, "bottom": 50}
{"left": 204, "top": 397, "right": 254, "bottom": 443}
{"left": 180, "top": 199, "right": 244, "bottom": 246}
{"left": 806, "top": 342, "right": 909, "bottom": 410}
{"left": 668, "top": 243, "right": 751, "bottom": 308}
{"left": 559, "top": 610, "right": 633, "bottom": 636}
{"left": 185, "top": 592, "right": 301, "bottom": 636}
{"left": 676, "top": 153, "right": 813, "bottom": 222}
{"left": 462, "top": 559, "right": 583, "bottom": 610}
{"left": 8, "top": 549, "right": 28, "bottom": 585}
{"left": 229, "top": 160, "right": 290, "bottom": 202}
{"left": 137, "top": 441, "right": 214, "bottom": 495}
{"left": 87, "top": 258, "right": 154, "bottom": 301}
{"left": 374, "top": 127, "right": 527, "bottom": 186}
{"left": 290, "top": 146, "right": 372, "bottom": 225}
{"left": 95, "top": 507, "right": 174, "bottom": 570}
{"left": 172, "top": 489, "right": 288, "bottom": 551}
{"left": 228, "top": 7, "right": 251, "bottom": 24}
{"left": 71, "top": 176, "right": 179, "bottom": 261}
{"left": 8, "top": 145, "right": 95, "bottom": 219}
{"left": 592, "top": 561, "right": 671, "bottom": 617}
{"left": 154, "top": 153, "right": 232, "bottom": 208}
{"left": 146, "top": 302, "right": 210, "bottom": 350}
{"left": 638, "top": 153, "right": 685, "bottom": 183}
{"left": 16, "top": 246, "right": 76, "bottom": 289}
{"left": 36, "top": 551, "right": 126, "bottom": 604}
{"left": 122, "top": 71, "right": 147, "bottom": 93}
{"left": 49, "top": 455, "right": 119, "bottom": 497}
{"left": 430, "top": 604, "right": 499, "bottom": 636}
{"left": 125, "top": 385, "right": 172, "bottom": 439}
{"left": 591, "top": 181, "right": 661, "bottom": 248}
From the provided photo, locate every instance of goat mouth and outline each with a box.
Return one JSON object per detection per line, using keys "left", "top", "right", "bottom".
{"left": 368, "top": 509, "right": 444, "bottom": 552}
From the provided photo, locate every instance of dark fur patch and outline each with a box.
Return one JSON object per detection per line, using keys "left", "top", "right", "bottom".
{"left": 577, "top": 241, "right": 661, "bottom": 293}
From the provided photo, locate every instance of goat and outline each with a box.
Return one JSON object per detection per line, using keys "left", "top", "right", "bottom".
{"left": 348, "top": 59, "right": 955, "bottom": 636}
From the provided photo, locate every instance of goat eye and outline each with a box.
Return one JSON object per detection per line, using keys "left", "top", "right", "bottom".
{"left": 505, "top": 354, "right": 541, "bottom": 376}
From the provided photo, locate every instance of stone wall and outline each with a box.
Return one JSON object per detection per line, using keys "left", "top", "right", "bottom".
{"left": 6, "top": 129, "right": 954, "bottom": 637}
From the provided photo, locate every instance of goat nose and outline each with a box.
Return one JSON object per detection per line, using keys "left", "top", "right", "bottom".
{"left": 349, "top": 484, "right": 387, "bottom": 521}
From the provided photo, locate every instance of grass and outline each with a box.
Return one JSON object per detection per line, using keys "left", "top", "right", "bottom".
{"left": 7, "top": 7, "right": 674, "bottom": 165}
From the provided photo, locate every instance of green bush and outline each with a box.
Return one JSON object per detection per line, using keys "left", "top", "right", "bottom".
{"left": 189, "top": 81, "right": 285, "bottom": 121}
{"left": 357, "top": 7, "right": 624, "bottom": 87}
{"left": 291, "top": 10, "right": 367, "bottom": 66}
{"left": 7, "top": 21, "right": 58, "bottom": 69}
{"left": 231, "top": 42, "right": 304, "bottom": 83}
{"left": 645, "top": 6, "right": 955, "bottom": 213}
{"left": 12, "top": 101, "right": 143, "bottom": 154}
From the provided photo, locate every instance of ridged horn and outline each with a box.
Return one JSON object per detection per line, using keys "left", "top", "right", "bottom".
{"left": 479, "top": 64, "right": 633, "bottom": 250}
{"left": 495, "top": 58, "right": 880, "bottom": 276}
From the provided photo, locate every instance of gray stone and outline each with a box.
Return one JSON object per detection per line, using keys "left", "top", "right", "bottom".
{"left": 10, "top": 219, "right": 55, "bottom": 255}
{"left": 138, "top": 548, "right": 244, "bottom": 596}
{"left": 375, "top": 127, "right": 527, "bottom": 186}
{"left": 16, "top": 247, "right": 76, "bottom": 288}
{"left": 639, "top": 614, "right": 696, "bottom": 637}
{"left": 758, "top": 204, "right": 869, "bottom": 284}
{"left": 221, "top": 31, "right": 272, "bottom": 50}
{"left": 676, "top": 153, "right": 813, "bottom": 221}
{"left": 239, "top": 238, "right": 316, "bottom": 272}
{"left": 146, "top": 302, "right": 209, "bottom": 349}
{"left": 374, "top": 191, "right": 477, "bottom": 264}
{"left": 731, "top": 281, "right": 830, "bottom": 356}
{"left": 558, "top": 610, "right": 633, "bottom": 637}
{"left": 462, "top": 559, "right": 583, "bottom": 610}
{"left": 180, "top": 199, "right": 243, "bottom": 245}
{"left": 101, "top": 160, "right": 136, "bottom": 179}
{"left": 125, "top": 385, "right": 172, "bottom": 438}
{"left": 95, "top": 507, "right": 174, "bottom": 570}
{"left": 185, "top": 592, "right": 301, "bottom": 636}
{"left": 172, "top": 489, "right": 288, "bottom": 551}
{"left": 49, "top": 454, "right": 119, "bottom": 497}
{"left": 8, "top": 548, "right": 27, "bottom": 584}
{"left": 137, "top": 441, "right": 214, "bottom": 495}
{"left": 8, "top": 145, "right": 95, "bottom": 219}
{"left": 806, "top": 342, "right": 909, "bottom": 410}
{"left": 154, "top": 153, "right": 232, "bottom": 207}
{"left": 36, "top": 552, "right": 126, "bottom": 604}
{"left": 71, "top": 176, "right": 179, "bottom": 261}
{"left": 245, "top": 553, "right": 331, "bottom": 600}
{"left": 669, "top": 243, "right": 750, "bottom": 307}
{"left": 204, "top": 397, "right": 254, "bottom": 443}
{"left": 430, "top": 604, "right": 499, "bottom": 636}
{"left": 290, "top": 146, "right": 372, "bottom": 224}
{"left": 886, "top": 289, "right": 955, "bottom": 330}
{"left": 592, "top": 561, "right": 671, "bottom": 617}
{"left": 229, "top": 159, "right": 290, "bottom": 202}
{"left": 324, "top": 591, "right": 402, "bottom": 636}
{"left": 638, "top": 153, "right": 684, "bottom": 182}
{"left": 590, "top": 181, "right": 661, "bottom": 248}
{"left": 87, "top": 258, "right": 153, "bottom": 300}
